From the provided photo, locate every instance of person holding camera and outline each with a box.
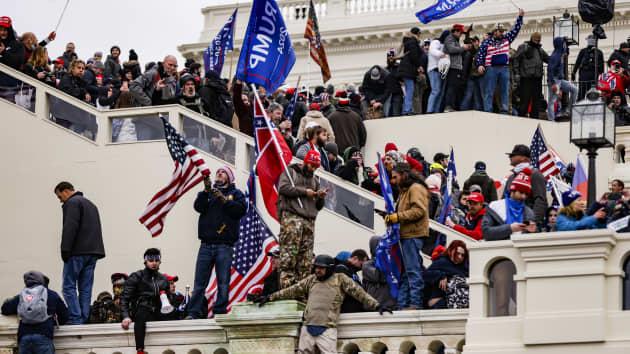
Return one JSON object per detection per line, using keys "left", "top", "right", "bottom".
{"left": 557, "top": 191, "right": 606, "bottom": 231}
{"left": 187, "top": 166, "right": 246, "bottom": 318}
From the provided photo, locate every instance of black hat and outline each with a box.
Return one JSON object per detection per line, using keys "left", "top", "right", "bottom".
{"left": 313, "top": 254, "right": 335, "bottom": 268}
{"left": 622, "top": 42, "right": 630, "bottom": 49}
{"left": 474, "top": 161, "right": 486, "bottom": 171}
{"left": 507, "top": 144, "right": 531, "bottom": 158}
{"left": 129, "top": 49, "right": 138, "bottom": 61}
{"left": 410, "top": 27, "right": 421, "bottom": 35}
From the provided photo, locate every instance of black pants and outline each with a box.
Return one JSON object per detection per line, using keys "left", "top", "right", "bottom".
{"left": 443, "top": 69, "right": 464, "bottom": 110}
{"left": 133, "top": 306, "right": 162, "bottom": 350}
{"left": 577, "top": 73, "right": 596, "bottom": 101}
{"left": 518, "top": 77, "right": 543, "bottom": 118}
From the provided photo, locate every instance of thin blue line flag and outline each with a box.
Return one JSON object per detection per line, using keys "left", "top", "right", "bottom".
{"left": 236, "top": 0, "right": 296, "bottom": 93}
{"left": 204, "top": 9, "right": 237, "bottom": 75}
{"left": 374, "top": 152, "right": 403, "bottom": 299}
{"left": 416, "top": 0, "right": 477, "bottom": 24}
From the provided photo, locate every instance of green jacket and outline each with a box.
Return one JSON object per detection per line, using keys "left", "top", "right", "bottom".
{"left": 269, "top": 273, "right": 379, "bottom": 328}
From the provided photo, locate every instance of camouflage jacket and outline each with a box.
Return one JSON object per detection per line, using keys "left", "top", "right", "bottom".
{"left": 88, "top": 292, "right": 121, "bottom": 324}
{"left": 269, "top": 273, "right": 379, "bottom": 328}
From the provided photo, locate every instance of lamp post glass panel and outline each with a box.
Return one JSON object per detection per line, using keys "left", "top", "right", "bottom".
{"left": 553, "top": 10, "right": 579, "bottom": 46}
{"left": 570, "top": 91, "right": 615, "bottom": 205}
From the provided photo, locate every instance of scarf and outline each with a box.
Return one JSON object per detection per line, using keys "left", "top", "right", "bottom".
{"left": 505, "top": 198, "right": 525, "bottom": 225}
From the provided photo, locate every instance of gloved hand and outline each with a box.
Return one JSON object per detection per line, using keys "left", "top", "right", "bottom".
{"left": 253, "top": 295, "right": 270, "bottom": 307}
{"left": 212, "top": 189, "right": 226, "bottom": 203}
{"left": 384, "top": 213, "right": 398, "bottom": 225}
{"left": 378, "top": 304, "right": 393, "bottom": 315}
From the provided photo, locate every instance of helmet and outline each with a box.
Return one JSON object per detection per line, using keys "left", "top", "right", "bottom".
{"left": 313, "top": 254, "right": 335, "bottom": 268}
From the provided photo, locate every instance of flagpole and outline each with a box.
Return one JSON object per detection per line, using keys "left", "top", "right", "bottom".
{"left": 306, "top": 41, "right": 311, "bottom": 99}
{"left": 55, "top": 0, "right": 71, "bottom": 32}
{"left": 251, "top": 84, "right": 304, "bottom": 208}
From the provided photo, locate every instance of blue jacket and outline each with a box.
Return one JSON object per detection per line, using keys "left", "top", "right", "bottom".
{"left": 547, "top": 37, "right": 567, "bottom": 84}
{"left": 556, "top": 213, "right": 606, "bottom": 231}
{"left": 1, "top": 288, "right": 69, "bottom": 340}
{"left": 194, "top": 184, "right": 247, "bottom": 246}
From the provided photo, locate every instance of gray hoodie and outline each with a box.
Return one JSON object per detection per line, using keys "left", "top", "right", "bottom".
{"left": 443, "top": 33, "right": 465, "bottom": 70}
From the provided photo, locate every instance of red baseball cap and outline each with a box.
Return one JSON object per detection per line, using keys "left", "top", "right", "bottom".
{"left": 452, "top": 24, "right": 466, "bottom": 32}
{"left": 309, "top": 102, "right": 321, "bottom": 111}
{"left": 304, "top": 149, "right": 321, "bottom": 168}
{"left": 467, "top": 192, "right": 485, "bottom": 204}
{"left": 164, "top": 274, "right": 179, "bottom": 282}
{"left": 0, "top": 16, "right": 12, "bottom": 29}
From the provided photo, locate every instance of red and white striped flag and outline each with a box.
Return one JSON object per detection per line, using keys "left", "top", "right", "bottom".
{"left": 138, "top": 117, "right": 210, "bottom": 237}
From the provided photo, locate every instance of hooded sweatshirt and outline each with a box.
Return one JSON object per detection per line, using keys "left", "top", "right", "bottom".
{"left": 296, "top": 110, "right": 336, "bottom": 142}
{"left": 547, "top": 37, "right": 567, "bottom": 84}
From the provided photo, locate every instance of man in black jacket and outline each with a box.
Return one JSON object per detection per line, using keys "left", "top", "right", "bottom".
{"left": 120, "top": 248, "right": 171, "bottom": 354}
{"left": 0, "top": 16, "right": 25, "bottom": 87}
{"left": 199, "top": 70, "right": 234, "bottom": 127}
{"left": 362, "top": 65, "right": 389, "bottom": 116}
{"left": 513, "top": 32, "right": 549, "bottom": 118}
{"left": 399, "top": 27, "right": 425, "bottom": 115}
{"left": 385, "top": 49, "right": 404, "bottom": 117}
{"left": 1, "top": 271, "right": 68, "bottom": 354}
{"left": 188, "top": 166, "right": 247, "bottom": 318}
{"left": 54, "top": 181, "right": 105, "bottom": 325}
{"left": 572, "top": 35, "right": 605, "bottom": 101}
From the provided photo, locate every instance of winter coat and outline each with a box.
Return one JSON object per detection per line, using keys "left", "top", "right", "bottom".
{"left": 290, "top": 101, "right": 309, "bottom": 136}
{"left": 277, "top": 163, "right": 325, "bottom": 220}
{"left": 463, "top": 171, "right": 498, "bottom": 202}
{"left": 608, "top": 49, "right": 630, "bottom": 70}
{"left": 129, "top": 62, "right": 177, "bottom": 106}
{"left": 556, "top": 213, "right": 606, "bottom": 231}
{"left": 123, "top": 60, "right": 142, "bottom": 80}
{"left": 59, "top": 74, "right": 88, "bottom": 101}
{"left": 297, "top": 110, "right": 336, "bottom": 142}
{"left": 424, "top": 254, "right": 469, "bottom": 301}
{"left": 60, "top": 192, "right": 105, "bottom": 262}
{"left": 232, "top": 82, "right": 253, "bottom": 136}
{"left": 395, "top": 182, "right": 430, "bottom": 238}
{"left": 1, "top": 288, "right": 68, "bottom": 340}
{"left": 475, "top": 15, "right": 523, "bottom": 68}
{"left": 120, "top": 268, "right": 170, "bottom": 319}
{"left": 327, "top": 106, "right": 366, "bottom": 154}
{"left": 428, "top": 39, "right": 445, "bottom": 73}
{"left": 482, "top": 199, "right": 535, "bottom": 241}
{"left": 443, "top": 33, "right": 465, "bottom": 70}
{"left": 513, "top": 41, "right": 549, "bottom": 79}
{"left": 453, "top": 208, "right": 486, "bottom": 240}
{"left": 103, "top": 55, "right": 122, "bottom": 81}
{"left": 178, "top": 93, "right": 206, "bottom": 116}
{"left": 398, "top": 33, "right": 424, "bottom": 79}
{"left": 199, "top": 76, "right": 234, "bottom": 127}
{"left": 0, "top": 24, "right": 25, "bottom": 76}
{"left": 194, "top": 183, "right": 247, "bottom": 246}
{"left": 572, "top": 46, "right": 604, "bottom": 78}
{"left": 96, "top": 85, "right": 121, "bottom": 109}
{"left": 362, "top": 237, "right": 396, "bottom": 309}
{"left": 385, "top": 63, "right": 403, "bottom": 95}
{"left": 462, "top": 47, "right": 479, "bottom": 80}
{"left": 547, "top": 37, "right": 567, "bottom": 84}
{"left": 362, "top": 65, "right": 390, "bottom": 104}
{"left": 504, "top": 166, "right": 548, "bottom": 226}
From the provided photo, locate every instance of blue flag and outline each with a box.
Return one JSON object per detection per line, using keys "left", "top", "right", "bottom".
{"left": 416, "top": 0, "right": 477, "bottom": 24}
{"left": 284, "top": 88, "right": 299, "bottom": 119}
{"left": 438, "top": 148, "right": 457, "bottom": 245}
{"left": 204, "top": 9, "right": 237, "bottom": 75}
{"left": 236, "top": 0, "right": 296, "bottom": 93}
{"left": 374, "top": 153, "right": 403, "bottom": 299}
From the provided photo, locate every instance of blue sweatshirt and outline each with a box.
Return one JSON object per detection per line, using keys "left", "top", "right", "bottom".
{"left": 556, "top": 213, "right": 606, "bottom": 231}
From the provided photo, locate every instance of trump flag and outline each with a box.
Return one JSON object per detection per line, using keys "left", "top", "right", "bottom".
{"left": 416, "top": 0, "right": 477, "bottom": 24}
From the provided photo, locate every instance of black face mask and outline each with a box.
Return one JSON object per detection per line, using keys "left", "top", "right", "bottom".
{"left": 302, "top": 165, "right": 314, "bottom": 177}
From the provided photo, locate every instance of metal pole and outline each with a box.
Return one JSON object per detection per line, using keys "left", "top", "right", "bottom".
{"left": 54, "top": 0, "right": 71, "bottom": 32}
{"left": 587, "top": 147, "right": 598, "bottom": 206}
{"left": 307, "top": 41, "right": 311, "bottom": 99}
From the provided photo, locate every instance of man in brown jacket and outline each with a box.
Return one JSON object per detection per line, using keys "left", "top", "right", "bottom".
{"left": 277, "top": 150, "right": 327, "bottom": 289}
{"left": 385, "top": 163, "right": 429, "bottom": 309}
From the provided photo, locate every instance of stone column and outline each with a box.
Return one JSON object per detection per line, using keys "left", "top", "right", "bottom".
{"left": 0, "top": 315, "right": 18, "bottom": 353}
{"left": 215, "top": 300, "right": 305, "bottom": 354}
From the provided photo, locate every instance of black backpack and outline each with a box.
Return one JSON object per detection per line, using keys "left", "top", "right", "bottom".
{"left": 578, "top": 0, "right": 615, "bottom": 24}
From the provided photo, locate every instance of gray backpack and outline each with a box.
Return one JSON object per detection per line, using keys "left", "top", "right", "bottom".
{"left": 17, "top": 285, "right": 50, "bottom": 324}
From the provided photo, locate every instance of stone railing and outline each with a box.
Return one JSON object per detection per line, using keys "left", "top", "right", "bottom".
{"left": 0, "top": 301, "right": 467, "bottom": 354}
{"left": 345, "top": 0, "right": 416, "bottom": 15}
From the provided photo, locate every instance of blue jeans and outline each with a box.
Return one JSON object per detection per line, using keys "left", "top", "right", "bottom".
{"left": 402, "top": 78, "right": 416, "bottom": 114}
{"left": 427, "top": 70, "right": 444, "bottom": 113}
{"left": 481, "top": 66, "right": 510, "bottom": 114}
{"left": 19, "top": 334, "right": 54, "bottom": 354}
{"left": 547, "top": 79, "right": 578, "bottom": 121}
{"left": 397, "top": 238, "right": 424, "bottom": 308}
{"left": 63, "top": 255, "right": 97, "bottom": 325}
{"left": 188, "top": 243, "right": 233, "bottom": 317}
{"left": 461, "top": 76, "right": 483, "bottom": 111}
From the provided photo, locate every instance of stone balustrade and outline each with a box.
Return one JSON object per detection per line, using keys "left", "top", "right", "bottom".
{"left": 0, "top": 301, "right": 466, "bottom": 354}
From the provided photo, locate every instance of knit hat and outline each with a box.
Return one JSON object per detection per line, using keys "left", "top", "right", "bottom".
{"left": 129, "top": 49, "right": 138, "bottom": 61}
{"left": 93, "top": 51, "right": 103, "bottom": 59}
{"left": 426, "top": 174, "right": 442, "bottom": 193}
{"left": 338, "top": 98, "right": 350, "bottom": 105}
{"left": 23, "top": 271, "right": 45, "bottom": 287}
{"left": 474, "top": 161, "right": 486, "bottom": 171}
{"left": 384, "top": 142, "right": 398, "bottom": 153}
{"left": 0, "top": 16, "right": 12, "bottom": 28}
{"left": 164, "top": 274, "right": 179, "bottom": 282}
{"left": 309, "top": 102, "right": 321, "bottom": 111}
{"left": 410, "top": 27, "right": 421, "bottom": 35}
{"left": 405, "top": 154, "right": 424, "bottom": 173}
{"left": 452, "top": 24, "right": 466, "bottom": 33}
{"left": 111, "top": 273, "right": 128, "bottom": 285}
{"left": 385, "top": 150, "right": 404, "bottom": 163}
{"left": 467, "top": 192, "right": 485, "bottom": 204}
{"left": 110, "top": 45, "right": 121, "bottom": 53}
{"left": 370, "top": 67, "right": 381, "bottom": 80}
{"left": 562, "top": 190, "right": 581, "bottom": 207}
{"left": 217, "top": 165, "right": 235, "bottom": 184}
{"left": 431, "top": 245, "right": 446, "bottom": 260}
{"left": 510, "top": 168, "right": 532, "bottom": 195}
{"left": 304, "top": 149, "right": 321, "bottom": 168}
{"left": 324, "top": 142, "right": 339, "bottom": 156}
{"left": 335, "top": 251, "right": 351, "bottom": 263}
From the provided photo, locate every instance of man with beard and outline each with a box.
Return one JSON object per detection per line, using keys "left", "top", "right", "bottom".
{"left": 178, "top": 73, "right": 206, "bottom": 115}
{"left": 187, "top": 166, "right": 247, "bottom": 318}
{"left": 199, "top": 70, "right": 235, "bottom": 127}
{"left": 254, "top": 254, "right": 390, "bottom": 354}
{"left": 129, "top": 55, "right": 178, "bottom": 106}
{"left": 104, "top": 45, "right": 122, "bottom": 82}
{"left": 296, "top": 125, "right": 331, "bottom": 172}
{"left": 277, "top": 150, "right": 327, "bottom": 289}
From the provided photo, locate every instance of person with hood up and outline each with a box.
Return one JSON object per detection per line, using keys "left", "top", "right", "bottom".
{"left": 399, "top": 27, "right": 425, "bottom": 115}
{"left": 1, "top": 271, "right": 68, "bottom": 354}
{"left": 423, "top": 240, "right": 469, "bottom": 309}
{"left": 513, "top": 32, "right": 549, "bottom": 118}
{"left": 572, "top": 35, "right": 605, "bottom": 100}
{"left": 188, "top": 166, "right": 247, "bottom": 318}
{"left": 556, "top": 190, "right": 607, "bottom": 231}
{"left": 547, "top": 37, "right": 577, "bottom": 121}
{"left": 327, "top": 97, "right": 366, "bottom": 154}
{"left": 446, "top": 192, "right": 486, "bottom": 240}
{"left": 130, "top": 55, "right": 178, "bottom": 106}
{"left": 443, "top": 24, "right": 472, "bottom": 112}
{"left": 199, "top": 70, "right": 235, "bottom": 127}
{"left": 297, "top": 107, "right": 335, "bottom": 143}
{"left": 362, "top": 236, "right": 397, "bottom": 309}
{"left": 335, "top": 146, "right": 368, "bottom": 185}
{"left": 104, "top": 45, "right": 122, "bottom": 82}
{"left": 427, "top": 30, "right": 449, "bottom": 113}
{"left": 362, "top": 65, "right": 390, "bottom": 117}
{"left": 463, "top": 161, "right": 497, "bottom": 202}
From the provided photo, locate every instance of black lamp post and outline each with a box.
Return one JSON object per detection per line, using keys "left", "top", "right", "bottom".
{"left": 570, "top": 90, "right": 616, "bottom": 206}
{"left": 553, "top": 10, "right": 580, "bottom": 46}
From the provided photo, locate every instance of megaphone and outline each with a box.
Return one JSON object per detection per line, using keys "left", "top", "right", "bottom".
{"left": 160, "top": 291, "right": 174, "bottom": 314}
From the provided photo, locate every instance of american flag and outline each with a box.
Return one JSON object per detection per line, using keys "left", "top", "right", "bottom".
{"left": 205, "top": 174, "right": 278, "bottom": 315}
{"left": 530, "top": 125, "right": 561, "bottom": 180}
{"left": 138, "top": 117, "right": 210, "bottom": 237}
{"left": 304, "top": 0, "right": 331, "bottom": 83}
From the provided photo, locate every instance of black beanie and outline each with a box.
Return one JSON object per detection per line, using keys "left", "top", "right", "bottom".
{"left": 129, "top": 49, "right": 138, "bottom": 61}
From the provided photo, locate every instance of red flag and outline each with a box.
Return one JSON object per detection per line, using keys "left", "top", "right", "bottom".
{"left": 253, "top": 98, "right": 293, "bottom": 220}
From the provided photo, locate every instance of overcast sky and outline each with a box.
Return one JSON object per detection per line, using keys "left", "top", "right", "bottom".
{"left": 5, "top": 0, "right": 244, "bottom": 65}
